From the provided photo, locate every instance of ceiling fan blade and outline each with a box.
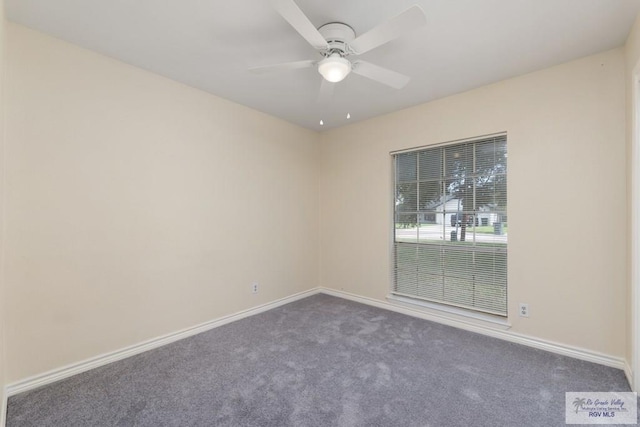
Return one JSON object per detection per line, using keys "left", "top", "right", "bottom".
{"left": 349, "top": 5, "right": 426, "bottom": 55}
{"left": 249, "top": 59, "right": 316, "bottom": 74}
{"left": 272, "top": 0, "right": 329, "bottom": 50}
{"left": 317, "top": 78, "right": 335, "bottom": 104}
{"left": 351, "top": 61, "right": 410, "bottom": 89}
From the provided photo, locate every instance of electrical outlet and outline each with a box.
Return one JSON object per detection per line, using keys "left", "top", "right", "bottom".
{"left": 519, "top": 303, "right": 529, "bottom": 317}
{"left": 251, "top": 282, "right": 259, "bottom": 294}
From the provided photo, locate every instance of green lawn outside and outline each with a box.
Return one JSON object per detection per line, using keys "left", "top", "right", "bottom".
{"left": 395, "top": 223, "right": 508, "bottom": 234}
{"left": 473, "top": 225, "right": 508, "bottom": 234}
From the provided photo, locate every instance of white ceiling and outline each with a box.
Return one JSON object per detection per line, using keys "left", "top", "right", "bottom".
{"left": 6, "top": 0, "right": 640, "bottom": 131}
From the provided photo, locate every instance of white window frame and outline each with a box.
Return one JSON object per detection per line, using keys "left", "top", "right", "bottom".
{"left": 389, "top": 133, "right": 508, "bottom": 318}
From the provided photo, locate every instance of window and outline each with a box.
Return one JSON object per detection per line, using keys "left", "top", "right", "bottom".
{"left": 392, "top": 134, "right": 507, "bottom": 316}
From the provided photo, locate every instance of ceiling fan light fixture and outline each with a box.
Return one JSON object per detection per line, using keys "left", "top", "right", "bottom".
{"left": 318, "top": 54, "right": 351, "bottom": 83}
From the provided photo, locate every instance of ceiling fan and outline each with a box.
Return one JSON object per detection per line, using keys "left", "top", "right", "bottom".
{"left": 250, "top": 0, "right": 427, "bottom": 100}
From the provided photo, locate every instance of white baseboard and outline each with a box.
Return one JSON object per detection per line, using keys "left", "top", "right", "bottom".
{"left": 6, "top": 288, "right": 321, "bottom": 397}
{"left": 4, "top": 286, "right": 630, "bottom": 400}
{"left": 624, "top": 360, "right": 634, "bottom": 392}
{"left": 1, "top": 388, "right": 6, "bottom": 427}
{"left": 320, "top": 288, "right": 627, "bottom": 372}
{"left": 624, "top": 360, "right": 640, "bottom": 395}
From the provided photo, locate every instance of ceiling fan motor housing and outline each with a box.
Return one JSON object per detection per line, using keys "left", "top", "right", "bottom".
{"left": 318, "top": 23, "right": 356, "bottom": 56}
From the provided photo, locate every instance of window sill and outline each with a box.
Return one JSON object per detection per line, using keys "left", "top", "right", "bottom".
{"left": 386, "top": 294, "right": 512, "bottom": 330}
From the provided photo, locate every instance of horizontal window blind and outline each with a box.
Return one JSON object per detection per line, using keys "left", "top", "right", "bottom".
{"left": 393, "top": 135, "right": 507, "bottom": 316}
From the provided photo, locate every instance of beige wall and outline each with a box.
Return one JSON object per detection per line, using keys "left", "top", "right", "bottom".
{"left": 0, "top": 0, "right": 6, "bottom": 422}
{"left": 4, "top": 24, "right": 320, "bottom": 382}
{"left": 320, "top": 48, "right": 627, "bottom": 357}
{"left": 625, "top": 14, "right": 640, "bottom": 387}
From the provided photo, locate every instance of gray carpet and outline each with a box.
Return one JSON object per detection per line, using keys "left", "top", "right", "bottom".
{"left": 5, "top": 294, "right": 637, "bottom": 426}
